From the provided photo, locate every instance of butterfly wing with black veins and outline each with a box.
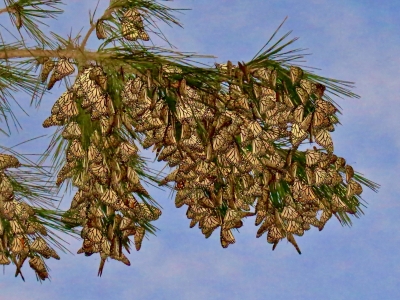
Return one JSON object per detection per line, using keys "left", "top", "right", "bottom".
{"left": 291, "top": 123, "right": 308, "bottom": 147}
{"left": 0, "top": 154, "right": 20, "bottom": 170}
{"left": 314, "top": 129, "right": 334, "bottom": 153}
{"left": 290, "top": 66, "right": 303, "bottom": 85}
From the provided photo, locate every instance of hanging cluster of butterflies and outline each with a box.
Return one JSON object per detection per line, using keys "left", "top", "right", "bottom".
{"left": 39, "top": 55, "right": 366, "bottom": 271}
{"left": 117, "top": 61, "right": 365, "bottom": 253}
{"left": 42, "top": 65, "right": 162, "bottom": 276}
{"left": 0, "top": 154, "right": 59, "bottom": 281}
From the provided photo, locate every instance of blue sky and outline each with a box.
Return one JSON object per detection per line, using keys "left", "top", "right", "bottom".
{"left": 0, "top": 0, "right": 398, "bottom": 299}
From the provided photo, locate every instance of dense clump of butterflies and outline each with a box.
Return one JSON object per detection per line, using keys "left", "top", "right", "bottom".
{"left": 0, "top": 154, "right": 59, "bottom": 281}
{"left": 35, "top": 10, "right": 365, "bottom": 274}
{"left": 39, "top": 57, "right": 364, "bottom": 264}
{"left": 41, "top": 64, "right": 162, "bottom": 277}
{"left": 127, "top": 62, "right": 363, "bottom": 253}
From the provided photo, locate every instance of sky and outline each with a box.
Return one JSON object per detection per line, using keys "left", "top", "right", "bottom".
{"left": 0, "top": 0, "right": 399, "bottom": 299}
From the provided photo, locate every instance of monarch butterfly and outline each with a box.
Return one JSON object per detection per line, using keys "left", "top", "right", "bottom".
{"left": 122, "top": 21, "right": 139, "bottom": 41}
{"left": 0, "top": 252, "right": 10, "bottom": 265}
{"left": 291, "top": 177, "right": 305, "bottom": 200}
{"left": 0, "top": 174, "right": 14, "bottom": 199}
{"left": 56, "top": 101, "right": 78, "bottom": 122}
{"left": 346, "top": 179, "right": 363, "bottom": 199}
{"left": 134, "top": 226, "right": 145, "bottom": 251}
{"left": 48, "top": 58, "right": 74, "bottom": 90}
{"left": 67, "top": 139, "right": 85, "bottom": 160}
{"left": 256, "top": 215, "right": 273, "bottom": 238}
{"left": 89, "top": 163, "right": 109, "bottom": 183}
{"left": 302, "top": 215, "right": 321, "bottom": 228}
{"left": 334, "top": 157, "right": 346, "bottom": 171}
{"left": 31, "top": 237, "right": 60, "bottom": 259}
{"left": 10, "top": 234, "right": 26, "bottom": 254}
{"left": 304, "top": 167, "right": 314, "bottom": 185}
{"left": 198, "top": 215, "right": 219, "bottom": 230}
{"left": 248, "top": 120, "right": 263, "bottom": 137}
{"left": 318, "top": 210, "right": 332, "bottom": 231}
{"left": 70, "top": 190, "right": 87, "bottom": 210}
{"left": 86, "top": 227, "right": 103, "bottom": 244}
{"left": 328, "top": 170, "right": 343, "bottom": 186}
{"left": 91, "top": 97, "right": 109, "bottom": 120}
{"left": 96, "top": 19, "right": 106, "bottom": 39}
{"left": 123, "top": 8, "right": 141, "bottom": 21}
{"left": 215, "top": 62, "right": 237, "bottom": 76}
{"left": 292, "top": 105, "right": 305, "bottom": 123}
{"left": 331, "top": 194, "right": 348, "bottom": 212}
{"left": 175, "top": 103, "right": 193, "bottom": 123}
{"left": 223, "top": 208, "right": 240, "bottom": 225}
{"left": 98, "top": 115, "right": 112, "bottom": 136}
{"left": 51, "top": 90, "right": 73, "bottom": 115}
{"left": 119, "top": 217, "right": 135, "bottom": 232}
{"left": 267, "top": 226, "right": 285, "bottom": 244}
{"left": 300, "top": 79, "right": 316, "bottom": 95}
{"left": 82, "top": 79, "right": 100, "bottom": 101}
{"left": 83, "top": 82, "right": 104, "bottom": 104}
{"left": 126, "top": 166, "right": 140, "bottom": 185}
{"left": 345, "top": 165, "right": 354, "bottom": 182}
{"left": 162, "top": 64, "right": 182, "bottom": 74}
{"left": 286, "top": 220, "right": 301, "bottom": 234}
{"left": 312, "top": 109, "right": 331, "bottom": 130}
{"left": 300, "top": 112, "right": 312, "bottom": 131}
{"left": 315, "top": 99, "right": 337, "bottom": 115}
{"left": 0, "top": 154, "right": 20, "bottom": 170}
{"left": 212, "top": 132, "right": 232, "bottom": 154}
{"left": 291, "top": 123, "right": 308, "bottom": 147}
{"left": 9, "top": 220, "right": 24, "bottom": 235}
{"left": 314, "top": 167, "right": 328, "bottom": 186}
{"left": 116, "top": 142, "right": 138, "bottom": 162}
{"left": 314, "top": 129, "right": 333, "bottom": 153}
{"left": 305, "top": 148, "right": 321, "bottom": 166}
{"left": 281, "top": 206, "right": 299, "bottom": 220}
{"left": 42, "top": 114, "right": 64, "bottom": 128}
{"left": 40, "top": 59, "right": 55, "bottom": 83}
{"left": 16, "top": 202, "right": 34, "bottom": 220}
{"left": 29, "top": 256, "right": 48, "bottom": 280}
{"left": 100, "top": 188, "right": 118, "bottom": 207}
{"left": 198, "top": 197, "right": 216, "bottom": 209}
{"left": 182, "top": 135, "right": 203, "bottom": 152}
{"left": 300, "top": 185, "right": 317, "bottom": 203}
{"left": 62, "top": 122, "right": 82, "bottom": 140}
{"left": 220, "top": 228, "right": 235, "bottom": 247}
{"left": 296, "top": 87, "right": 309, "bottom": 104}
{"left": 225, "top": 144, "right": 241, "bottom": 167}
{"left": 289, "top": 66, "right": 303, "bottom": 85}
{"left": 260, "top": 86, "right": 277, "bottom": 102}
{"left": 87, "top": 143, "right": 102, "bottom": 164}
{"left": 254, "top": 68, "right": 277, "bottom": 87}
{"left": 56, "top": 58, "right": 75, "bottom": 77}
{"left": 133, "top": 29, "right": 149, "bottom": 41}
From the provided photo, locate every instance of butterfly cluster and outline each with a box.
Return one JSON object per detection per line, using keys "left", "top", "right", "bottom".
{"left": 128, "top": 61, "right": 364, "bottom": 253}
{"left": 42, "top": 65, "right": 161, "bottom": 276}
{"left": 40, "top": 56, "right": 367, "bottom": 273}
{"left": 0, "top": 154, "right": 59, "bottom": 281}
